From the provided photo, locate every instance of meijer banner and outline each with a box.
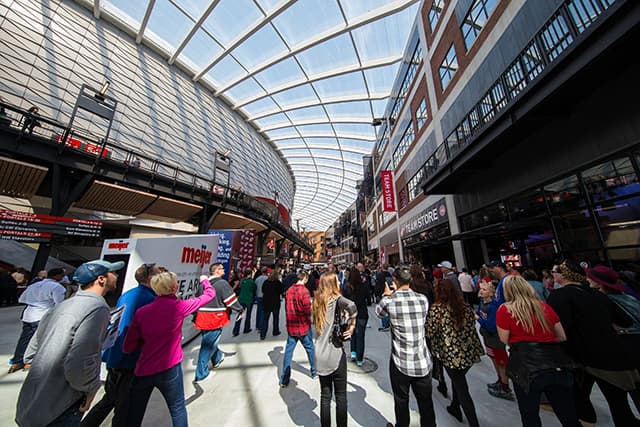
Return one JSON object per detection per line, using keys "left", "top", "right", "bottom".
{"left": 100, "top": 234, "right": 219, "bottom": 300}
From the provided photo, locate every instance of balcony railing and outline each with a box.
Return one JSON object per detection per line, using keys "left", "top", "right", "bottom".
{"left": 0, "top": 100, "right": 307, "bottom": 249}
{"left": 419, "top": 0, "right": 617, "bottom": 188}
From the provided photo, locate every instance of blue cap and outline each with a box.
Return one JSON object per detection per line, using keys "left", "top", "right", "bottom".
{"left": 73, "top": 260, "right": 125, "bottom": 284}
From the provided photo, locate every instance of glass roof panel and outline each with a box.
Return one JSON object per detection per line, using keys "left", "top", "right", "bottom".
{"left": 145, "top": 0, "right": 193, "bottom": 53}
{"left": 253, "top": 58, "right": 306, "bottom": 93}
{"left": 364, "top": 63, "right": 401, "bottom": 95}
{"left": 295, "top": 34, "right": 358, "bottom": 78}
{"left": 333, "top": 123, "right": 376, "bottom": 139}
{"left": 87, "top": 0, "right": 419, "bottom": 231}
{"left": 253, "top": 113, "right": 292, "bottom": 130}
{"left": 205, "top": 55, "right": 247, "bottom": 88}
{"left": 272, "top": 0, "right": 344, "bottom": 48}
{"left": 179, "top": 29, "right": 224, "bottom": 71}
{"left": 324, "top": 101, "right": 372, "bottom": 121}
{"left": 254, "top": 0, "right": 283, "bottom": 13}
{"left": 224, "top": 78, "right": 267, "bottom": 105}
{"left": 350, "top": 4, "right": 418, "bottom": 63}
{"left": 271, "top": 84, "right": 319, "bottom": 111}
{"left": 338, "top": 0, "right": 391, "bottom": 24}
{"left": 286, "top": 106, "right": 329, "bottom": 124}
{"left": 103, "top": 0, "right": 149, "bottom": 29}
{"left": 201, "top": 0, "right": 263, "bottom": 47}
{"left": 240, "top": 96, "right": 281, "bottom": 117}
{"left": 297, "top": 124, "right": 335, "bottom": 137}
{"left": 313, "top": 72, "right": 368, "bottom": 102}
{"left": 229, "top": 24, "right": 289, "bottom": 71}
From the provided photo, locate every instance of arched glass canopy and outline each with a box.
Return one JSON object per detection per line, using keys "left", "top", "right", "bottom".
{"left": 78, "top": 0, "right": 419, "bottom": 230}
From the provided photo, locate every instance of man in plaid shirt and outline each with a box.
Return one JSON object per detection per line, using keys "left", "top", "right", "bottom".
{"left": 280, "top": 269, "right": 316, "bottom": 387}
{"left": 376, "top": 264, "right": 435, "bottom": 427}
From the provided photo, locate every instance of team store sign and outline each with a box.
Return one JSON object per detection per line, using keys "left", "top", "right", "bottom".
{"left": 381, "top": 170, "right": 396, "bottom": 212}
{"left": 400, "top": 198, "right": 448, "bottom": 238}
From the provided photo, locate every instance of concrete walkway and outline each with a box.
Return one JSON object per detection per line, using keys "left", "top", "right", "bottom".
{"left": 0, "top": 305, "right": 622, "bottom": 426}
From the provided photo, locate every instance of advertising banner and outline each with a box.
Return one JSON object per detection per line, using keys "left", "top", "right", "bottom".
{"left": 381, "top": 170, "right": 396, "bottom": 212}
{"left": 101, "top": 234, "right": 219, "bottom": 300}
{"left": 208, "top": 229, "right": 256, "bottom": 277}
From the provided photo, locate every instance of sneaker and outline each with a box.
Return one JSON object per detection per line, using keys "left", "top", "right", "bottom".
{"left": 279, "top": 382, "right": 288, "bottom": 388}
{"left": 23, "top": 364, "right": 30, "bottom": 371}
{"left": 243, "top": 329, "right": 252, "bottom": 334}
{"left": 488, "top": 387, "right": 515, "bottom": 401}
{"left": 8, "top": 363, "right": 24, "bottom": 374}
{"left": 193, "top": 372, "right": 215, "bottom": 384}
{"left": 350, "top": 351, "right": 356, "bottom": 361}
{"left": 487, "top": 380, "right": 502, "bottom": 391}
{"left": 212, "top": 355, "right": 225, "bottom": 369}
{"left": 356, "top": 361, "right": 364, "bottom": 367}
{"left": 273, "top": 332, "right": 281, "bottom": 337}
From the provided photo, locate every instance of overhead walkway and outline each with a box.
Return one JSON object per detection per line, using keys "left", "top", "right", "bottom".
{"left": 0, "top": 100, "right": 312, "bottom": 269}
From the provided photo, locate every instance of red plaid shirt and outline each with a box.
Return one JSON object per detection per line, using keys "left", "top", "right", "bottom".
{"left": 285, "top": 282, "right": 311, "bottom": 336}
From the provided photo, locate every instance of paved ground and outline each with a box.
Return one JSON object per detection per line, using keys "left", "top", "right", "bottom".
{"left": 0, "top": 304, "right": 623, "bottom": 426}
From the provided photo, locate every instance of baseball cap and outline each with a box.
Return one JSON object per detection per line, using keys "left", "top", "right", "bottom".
{"left": 487, "top": 260, "right": 508, "bottom": 270}
{"left": 73, "top": 260, "right": 125, "bottom": 285}
{"left": 303, "top": 263, "right": 311, "bottom": 271}
{"left": 437, "top": 261, "right": 453, "bottom": 269}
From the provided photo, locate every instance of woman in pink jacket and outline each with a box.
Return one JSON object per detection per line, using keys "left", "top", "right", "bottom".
{"left": 123, "top": 272, "right": 215, "bottom": 427}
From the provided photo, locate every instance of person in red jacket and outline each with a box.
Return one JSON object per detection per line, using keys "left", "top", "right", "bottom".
{"left": 193, "top": 263, "right": 243, "bottom": 383}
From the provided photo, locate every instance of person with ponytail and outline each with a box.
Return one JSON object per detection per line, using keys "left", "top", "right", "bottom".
{"left": 311, "top": 273, "right": 356, "bottom": 427}
{"left": 496, "top": 275, "right": 580, "bottom": 427}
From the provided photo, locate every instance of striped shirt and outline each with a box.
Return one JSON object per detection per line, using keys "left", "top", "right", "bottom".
{"left": 376, "top": 288, "right": 432, "bottom": 377}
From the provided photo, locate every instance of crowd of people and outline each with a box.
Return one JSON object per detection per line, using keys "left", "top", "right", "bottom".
{"left": 6, "top": 256, "right": 640, "bottom": 427}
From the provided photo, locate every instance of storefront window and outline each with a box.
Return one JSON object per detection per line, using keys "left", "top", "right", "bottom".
{"left": 595, "top": 194, "right": 640, "bottom": 249}
{"left": 582, "top": 157, "right": 639, "bottom": 203}
{"left": 508, "top": 188, "right": 547, "bottom": 221}
{"left": 544, "top": 174, "right": 585, "bottom": 214}
{"left": 460, "top": 202, "right": 507, "bottom": 231}
{"left": 552, "top": 209, "right": 600, "bottom": 251}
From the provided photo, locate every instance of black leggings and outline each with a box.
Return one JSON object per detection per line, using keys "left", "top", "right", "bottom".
{"left": 319, "top": 353, "right": 347, "bottom": 427}
{"left": 445, "top": 367, "right": 480, "bottom": 427}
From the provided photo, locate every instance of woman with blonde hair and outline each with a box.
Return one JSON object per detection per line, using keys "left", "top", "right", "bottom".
{"left": 496, "top": 275, "right": 580, "bottom": 427}
{"left": 312, "top": 273, "right": 356, "bottom": 427}
{"left": 123, "top": 272, "right": 215, "bottom": 426}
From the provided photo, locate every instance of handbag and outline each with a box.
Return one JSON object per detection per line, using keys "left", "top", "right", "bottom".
{"left": 331, "top": 297, "right": 350, "bottom": 347}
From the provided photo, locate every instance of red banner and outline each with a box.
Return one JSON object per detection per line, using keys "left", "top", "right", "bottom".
{"left": 381, "top": 170, "right": 396, "bottom": 212}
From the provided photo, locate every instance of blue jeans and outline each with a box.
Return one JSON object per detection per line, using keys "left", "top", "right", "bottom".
{"left": 350, "top": 318, "right": 367, "bottom": 362}
{"left": 255, "top": 297, "right": 264, "bottom": 330}
{"left": 47, "top": 399, "right": 83, "bottom": 426}
{"left": 280, "top": 329, "right": 316, "bottom": 385}
{"left": 233, "top": 303, "right": 253, "bottom": 335}
{"left": 126, "top": 364, "right": 187, "bottom": 427}
{"left": 381, "top": 316, "right": 390, "bottom": 329}
{"left": 195, "top": 328, "right": 223, "bottom": 381}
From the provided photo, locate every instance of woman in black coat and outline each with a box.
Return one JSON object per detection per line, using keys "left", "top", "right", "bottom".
{"left": 261, "top": 269, "right": 284, "bottom": 340}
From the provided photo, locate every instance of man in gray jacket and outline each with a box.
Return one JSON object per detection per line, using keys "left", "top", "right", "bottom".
{"left": 15, "top": 259, "right": 123, "bottom": 427}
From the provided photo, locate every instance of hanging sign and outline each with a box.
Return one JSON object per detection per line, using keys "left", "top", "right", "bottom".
{"left": 381, "top": 170, "right": 396, "bottom": 212}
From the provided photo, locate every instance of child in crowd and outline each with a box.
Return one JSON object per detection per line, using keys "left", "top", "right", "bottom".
{"left": 476, "top": 280, "right": 515, "bottom": 401}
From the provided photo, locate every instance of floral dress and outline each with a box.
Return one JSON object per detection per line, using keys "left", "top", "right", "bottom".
{"left": 426, "top": 303, "right": 484, "bottom": 370}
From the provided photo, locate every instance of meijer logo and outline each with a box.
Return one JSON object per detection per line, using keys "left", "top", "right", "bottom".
{"left": 181, "top": 245, "right": 212, "bottom": 268}
{"left": 108, "top": 242, "right": 129, "bottom": 251}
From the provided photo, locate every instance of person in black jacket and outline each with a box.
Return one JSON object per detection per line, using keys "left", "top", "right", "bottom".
{"left": 261, "top": 269, "right": 284, "bottom": 340}
{"left": 547, "top": 260, "right": 639, "bottom": 427}
{"left": 343, "top": 267, "right": 369, "bottom": 366}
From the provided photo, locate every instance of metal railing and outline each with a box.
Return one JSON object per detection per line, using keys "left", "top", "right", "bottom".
{"left": 0, "top": 100, "right": 307, "bottom": 249}
{"left": 418, "top": 0, "right": 618, "bottom": 187}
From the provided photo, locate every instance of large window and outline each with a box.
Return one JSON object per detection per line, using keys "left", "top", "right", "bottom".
{"left": 461, "top": 0, "right": 498, "bottom": 50}
{"left": 415, "top": 98, "right": 428, "bottom": 130}
{"left": 407, "top": 168, "right": 425, "bottom": 203}
{"left": 428, "top": 0, "right": 446, "bottom": 32}
{"left": 439, "top": 44, "right": 458, "bottom": 90}
{"left": 393, "top": 122, "right": 415, "bottom": 167}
